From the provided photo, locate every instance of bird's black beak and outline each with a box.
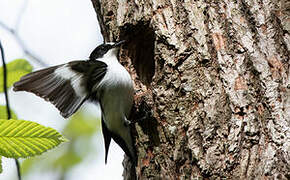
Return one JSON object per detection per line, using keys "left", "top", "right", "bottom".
{"left": 113, "top": 40, "right": 126, "bottom": 47}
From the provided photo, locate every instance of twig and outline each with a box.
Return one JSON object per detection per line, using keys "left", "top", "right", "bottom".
{"left": 14, "top": 0, "right": 28, "bottom": 31}
{"left": 0, "top": 40, "right": 22, "bottom": 180}
{"left": 0, "top": 21, "right": 48, "bottom": 67}
{"left": 0, "top": 41, "right": 11, "bottom": 118}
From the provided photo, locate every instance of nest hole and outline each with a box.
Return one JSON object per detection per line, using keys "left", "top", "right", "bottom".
{"left": 120, "top": 21, "right": 155, "bottom": 85}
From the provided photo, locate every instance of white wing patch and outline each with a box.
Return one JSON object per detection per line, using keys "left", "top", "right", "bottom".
{"left": 13, "top": 63, "right": 89, "bottom": 118}
{"left": 14, "top": 60, "right": 107, "bottom": 118}
{"left": 54, "top": 64, "right": 87, "bottom": 97}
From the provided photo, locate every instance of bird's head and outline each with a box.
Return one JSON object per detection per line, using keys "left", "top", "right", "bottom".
{"left": 89, "top": 40, "right": 126, "bottom": 60}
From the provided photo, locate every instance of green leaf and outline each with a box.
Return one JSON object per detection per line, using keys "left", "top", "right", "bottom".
{"left": 21, "top": 109, "right": 100, "bottom": 175}
{"left": 0, "top": 59, "right": 33, "bottom": 92}
{"left": 0, "top": 119, "right": 67, "bottom": 158}
{"left": 0, "top": 156, "right": 2, "bottom": 173}
{"left": 21, "top": 155, "right": 36, "bottom": 175}
{"left": 53, "top": 150, "right": 82, "bottom": 171}
{"left": 64, "top": 111, "right": 99, "bottom": 138}
{"left": 0, "top": 106, "right": 18, "bottom": 120}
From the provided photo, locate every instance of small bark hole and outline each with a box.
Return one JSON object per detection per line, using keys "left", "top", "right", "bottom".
{"left": 120, "top": 21, "right": 155, "bottom": 85}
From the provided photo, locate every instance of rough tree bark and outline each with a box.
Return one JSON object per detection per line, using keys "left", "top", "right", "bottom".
{"left": 91, "top": 0, "right": 290, "bottom": 179}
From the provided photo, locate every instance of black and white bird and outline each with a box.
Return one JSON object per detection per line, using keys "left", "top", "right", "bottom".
{"left": 13, "top": 40, "right": 136, "bottom": 165}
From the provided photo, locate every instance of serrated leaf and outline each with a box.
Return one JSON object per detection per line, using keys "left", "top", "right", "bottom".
{"left": 0, "top": 156, "right": 2, "bottom": 173}
{"left": 0, "top": 59, "right": 33, "bottom": 92}
{"left": 0, "top": 119, "right": 67, "bottom": 158}
{"left": 0, "top": 106, "right": 17, "bottom": 120}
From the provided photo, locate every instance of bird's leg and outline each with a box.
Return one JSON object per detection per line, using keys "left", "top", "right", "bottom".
{"left": 135, "top": 109, "right": 152, "bottom": 122}
{"left": 125, "top": 109, "right": 152, "bottom": 126}
{"left": 129, "top": 89, "right": 153, "bottom": 124}
{"left": 124, "top": 118, "right": 132, "bottom": 127}
{"left": 128, "top": 102, "right": 153, "bottom": 125}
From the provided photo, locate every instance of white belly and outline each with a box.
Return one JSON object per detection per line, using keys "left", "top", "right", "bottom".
{"left": 97, "top": 62, "right": 134, "bottom": 130}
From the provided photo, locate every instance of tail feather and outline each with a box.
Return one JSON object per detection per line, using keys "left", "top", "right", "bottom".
{"left": 102, "top": 118, "right": 112, "bottom": 164}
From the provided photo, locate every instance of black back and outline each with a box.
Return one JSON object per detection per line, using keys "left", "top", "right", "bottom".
{"left": 89, "top": 44, "right": 114, "bottom": 60}
{"left": 69, "top": 60, "right": 107, "bottom": 91}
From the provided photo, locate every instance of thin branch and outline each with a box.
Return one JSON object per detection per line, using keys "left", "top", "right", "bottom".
{"left": 14, "top": 0, "right": 29, "bottom": 31}
{"left": 0, "top": 2, "right": 44, "bottom": 178}
{"left": 0, "top": 41, "right": 11, "bottom": 118}
{"left": 0, "top": 40, "right": 22, "bottom": 180}
{"left": 0, "top": 21, "right": 48, "bottom": 67}
{"left": 15, "top": 160, "right": 21, "bottom": 180}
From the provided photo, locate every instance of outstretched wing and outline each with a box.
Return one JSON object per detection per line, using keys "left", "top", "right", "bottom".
{"left": 13, "top": 60, "right": 107, "bottom": 118}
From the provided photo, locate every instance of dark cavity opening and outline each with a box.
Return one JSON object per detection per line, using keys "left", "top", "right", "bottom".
{"left": 120, "top": 21, "right": 155, "bottom": 85}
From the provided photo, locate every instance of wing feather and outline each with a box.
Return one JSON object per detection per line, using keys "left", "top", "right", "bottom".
{"left": 13, "top": 60, "right": 107, "bottom": 118}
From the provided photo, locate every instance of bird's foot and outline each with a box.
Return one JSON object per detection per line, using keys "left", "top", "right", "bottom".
{"left": 124, "top": 118, "right": 132, "bottom": 127}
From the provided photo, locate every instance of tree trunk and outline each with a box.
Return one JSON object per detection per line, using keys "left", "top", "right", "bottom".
{"left": 91, "top": 0, "right": 290, "bottom": 179}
